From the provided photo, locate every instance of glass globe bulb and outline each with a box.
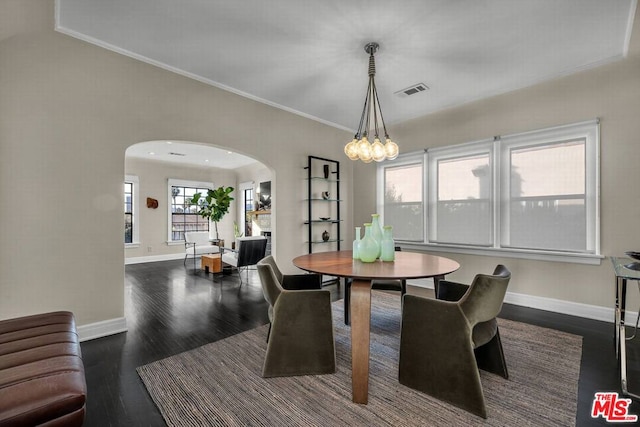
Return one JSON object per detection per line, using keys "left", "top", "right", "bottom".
{"left": 344, "top": 138, "right": 359, "bottom": 160}
{"left": 357, "top": 138, "right": 373, "bottom": 162}
{"left": 357, "top": 136, "right": 370, "bottom": 154}
{"left": 384, "top": 139, "right": 399, "bottom": 160}
{"left": 371, "top": 138, "right": 386, "bottom": 162}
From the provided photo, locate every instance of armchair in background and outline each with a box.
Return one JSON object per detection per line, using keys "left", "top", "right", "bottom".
{"left": 184, "top": 231, "right": 220, "bottom": 271}
{"left": 221, "top": 236, "right": 267, "bottom": 284}
{"left": 398, "top": 265, "right": 511, "bottom": 418}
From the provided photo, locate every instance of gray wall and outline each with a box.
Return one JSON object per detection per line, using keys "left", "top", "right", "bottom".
{"left": 0, "top": 0, "right": 352, "bottom": 325}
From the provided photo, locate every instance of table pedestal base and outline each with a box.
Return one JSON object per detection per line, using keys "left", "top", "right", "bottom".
{"left": 350, "top": 279, "right": 372, "bottom": 404}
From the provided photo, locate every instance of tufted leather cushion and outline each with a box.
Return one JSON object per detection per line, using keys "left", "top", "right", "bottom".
{"left": 0, "top": 311, "right": 86, "bottom": 427}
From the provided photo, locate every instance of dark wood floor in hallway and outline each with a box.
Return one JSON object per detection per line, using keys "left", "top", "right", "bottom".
{"left": 80, "top": 259, "right": 638, "bottom": 426}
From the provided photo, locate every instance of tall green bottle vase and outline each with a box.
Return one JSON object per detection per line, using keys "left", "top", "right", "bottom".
{"left": 371, "top": 214, "right": 383, "bottom": 259}
{"left": 380, "top": 225, "right": 395, "bottom": 261}
{"left": 352, "top": 227, "right": 361, "bottom": 259}
{"left": 358, "top": 223, "right": 379, "bottom": 263}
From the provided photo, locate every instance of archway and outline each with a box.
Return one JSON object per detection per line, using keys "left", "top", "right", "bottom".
{"left": 123, "top": 140, "right": 274, "bottom": 265}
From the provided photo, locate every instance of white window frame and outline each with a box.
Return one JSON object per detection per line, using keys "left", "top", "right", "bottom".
{"left": 376, "top": 152, "right": 427, "bottom": 242}
{"left": 239, "top": 181, "right": 254, "bottom": 238}
{"left": 499, "top": 121, "right": 600, "bottom": 254}
{"left": 427, "top": 139, "right": 495, "bottom": 247}
{"left": 125, "top": 175, "right": 140, "bottom": 248}
{"left": 167, "top": 179, "right": 214, "bottom": 244}
{"left": 377, "top": 120, "right": 601, "bottom": 265}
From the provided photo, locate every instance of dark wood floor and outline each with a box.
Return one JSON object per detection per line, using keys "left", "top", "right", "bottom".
{"left": 80, "top": 259, "right": 639, "bottom": 426}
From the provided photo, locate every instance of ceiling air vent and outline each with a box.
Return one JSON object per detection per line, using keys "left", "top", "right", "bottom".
{"left": 395, "top": 83, "right": 429, "bottom": 97}
{"left": 168, "top": 152, "right": 186, "bottom": 156}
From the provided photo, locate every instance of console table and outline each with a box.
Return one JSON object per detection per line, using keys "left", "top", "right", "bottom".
{"left": 611, "top": 256, "right": 640, "bottom": 400}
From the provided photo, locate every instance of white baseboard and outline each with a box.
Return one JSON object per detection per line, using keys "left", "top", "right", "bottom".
{"left": 406, "top": 279, "right": 626, "bottom": 324}
{"left": 77, "top": 317, "right": 128, "bottom": 342}
{"left": 125, "top": 253, "right": 184, "bottom": 265}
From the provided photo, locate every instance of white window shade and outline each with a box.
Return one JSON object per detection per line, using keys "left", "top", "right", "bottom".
{"left": 428, "top": 142, "right": 493, "bottom": 246}
{"left": 500, "top": 121, "right": 598, "bottom": 253}
{"left": 378, "top": 154, "right": 425, "bottom": 242}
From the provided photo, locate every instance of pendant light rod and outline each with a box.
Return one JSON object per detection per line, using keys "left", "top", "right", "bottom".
{"left": 344, "top": 42, "right": 399, "bottom": 163}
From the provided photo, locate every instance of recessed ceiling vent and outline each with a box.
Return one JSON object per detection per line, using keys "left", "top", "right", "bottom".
{"left": 168, "top": 152, "right": 186, "bottom": 156}
{"left": 395, "top": 83, "right": 429, "bottom": 97}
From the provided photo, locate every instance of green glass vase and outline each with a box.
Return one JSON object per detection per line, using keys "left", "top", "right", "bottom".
{"left": 352, "top": 226, "right": 361, "bottom": 259}
{"left": 380, "top": 225, "right": 395, "bottom": 262}
{"left": 371, "top": 214, "right": 383, "bottom": 259}
{"left": 359, "top": 223, "right": 379, "bottom": 263}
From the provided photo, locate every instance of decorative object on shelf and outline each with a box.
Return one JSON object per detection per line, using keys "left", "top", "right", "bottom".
{"left": 626, "top": 251, "right": 640, "bottom": 261}
{"left": 319, "top": 217, "right": 330, "bottom": 221}
{"left": 353, "top": 226, "right": 361, "bottom": 259}
{"left": 189, "top": 186, "right": 234, "bottom": 240}
{"left": 370, "top": 214, "right": 383, "bottom": 258}
{"left": 624, "top": 251, "right": 640, "bottom": 270}
{"left": 344, "top": 42, "right": 399, "bottom": 163}
{"left": 322, "top": 230, "right": 330, "bottom": 242}
{"left": 358, "top": 223, "right": 379, "bottom": 263}
{"left": 323, "top": 164, "right": 330, "bottom": 179}
{"left": 146, "top": 197, "right": 158, "bottom": 209}
{"left": 380, "top": 226, "right": 395, "bottom": 262}
{"left": 321, "top": 191, "right": 331, "bottom": 200}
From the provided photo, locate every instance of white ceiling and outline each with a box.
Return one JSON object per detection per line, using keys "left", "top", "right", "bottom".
{"left": 57, "top": 0, "right": 636, "bottom": 165}
{"left": 126, "top": 141, "right": 258, "bottom": 169}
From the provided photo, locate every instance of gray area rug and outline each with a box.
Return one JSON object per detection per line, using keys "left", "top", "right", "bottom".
{"left": 138, "top": 291, "right": 582, "bottom": 426}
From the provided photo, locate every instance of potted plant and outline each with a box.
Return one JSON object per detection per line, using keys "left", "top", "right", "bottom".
{"left": 189, "top": 186, "right": 234, "bottom": 241}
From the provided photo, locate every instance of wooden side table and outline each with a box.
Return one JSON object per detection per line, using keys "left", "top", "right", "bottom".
{"left": 201, "top": 253, "right": 222, "bottom": 274}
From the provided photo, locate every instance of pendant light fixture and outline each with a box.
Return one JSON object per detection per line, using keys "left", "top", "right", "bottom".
{"left": 344, "top": 42, "right": 399, "bottom": 163}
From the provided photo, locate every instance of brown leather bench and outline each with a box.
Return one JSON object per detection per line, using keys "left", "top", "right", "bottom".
{"left": 0, "top": 311, "right": 86, "bottom": 426}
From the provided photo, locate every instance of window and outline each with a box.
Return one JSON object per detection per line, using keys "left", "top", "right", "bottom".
{"left": 500, "top": 122, "right": 599, "bottom": 253}
{"left": 124, "top": 182, "right": 133, "bottom": 243}
{"left": 378, "top": 120, "right": 600, "bottom": 263}
{"left": 167, "top": 179, "right": 213, "bottom": 242}
{"left": 378, "top": 158, "right": 424, "bottom": 242}
{"left": 428, "top": 142, "right": 493, "bottom": 246}
{"left": 124, "top": 175, "right": 139, "bottom": 246}
{"left": 242, "top": 184, "right": 254, "bottom": 236}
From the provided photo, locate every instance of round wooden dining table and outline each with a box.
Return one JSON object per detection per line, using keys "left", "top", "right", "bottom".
{"left": 292, "top": 250, "right": 460, "bottom": 404}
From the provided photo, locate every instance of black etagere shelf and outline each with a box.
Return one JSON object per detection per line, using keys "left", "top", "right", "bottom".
{"left": 304, "top": 155, "right": 341, "bottom": 254}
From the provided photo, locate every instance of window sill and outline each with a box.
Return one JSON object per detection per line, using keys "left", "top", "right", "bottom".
{"left": 398, "top": 242, "right": 603, "bottom": 265}
{"left": 167, "top": 241, "right": 185, "bottom": 246}
{"left": 125, "top": 243, "right": 140, "bottom": 249}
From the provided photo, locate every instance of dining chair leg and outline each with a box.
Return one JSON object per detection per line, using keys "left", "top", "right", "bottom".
{"left": 344, "top": 278, "right": 352, "bottom": 325}
{"left": 474, "top": 329, "right": 509, "bottom": 379}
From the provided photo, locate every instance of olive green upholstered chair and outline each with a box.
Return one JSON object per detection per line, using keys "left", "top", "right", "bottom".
{"left": 398, "top": 265, "right": 511, "bottom": 419}
{"left": 257, "top": 256, "right": 336, "bottom": 377}
{"left": 260, "top": 255, "right": 322, "bottom": 292}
